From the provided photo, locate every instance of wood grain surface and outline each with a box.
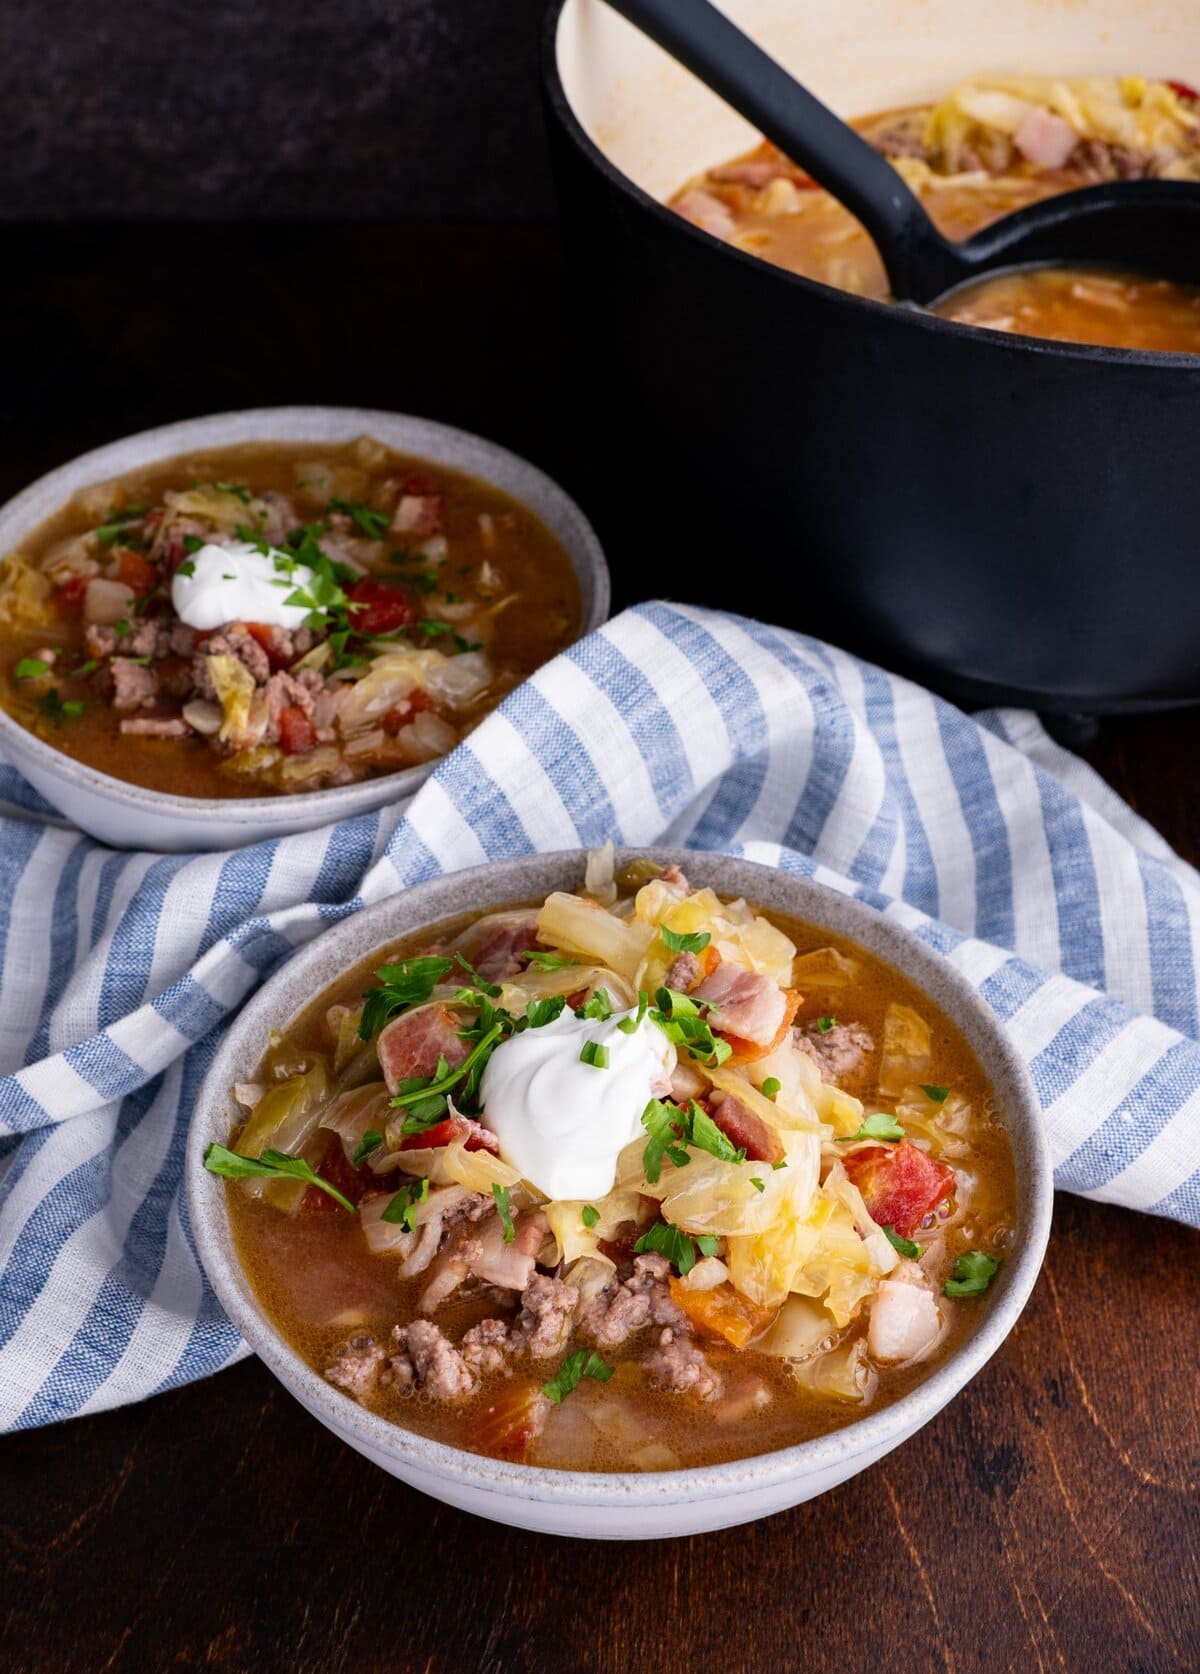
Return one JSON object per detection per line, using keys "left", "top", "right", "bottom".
{"left": 0, "top": 223, "right": 1197, "bottom": 1674}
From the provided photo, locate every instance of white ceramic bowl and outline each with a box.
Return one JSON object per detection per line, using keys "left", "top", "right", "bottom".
{"left": 0, "top": 407, "right": 609, "bottom": 851}
{"left": 186, "top": 849, "right": 1053, "bottom": 1539}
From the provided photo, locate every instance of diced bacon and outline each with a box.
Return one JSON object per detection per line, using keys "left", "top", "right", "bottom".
{"left": 868, "top": 1276, "right": 941, "bottom": 1363}
{"left": 842, "top": 1142, "right": 956, "bottom": 1238}
{"left": 400, "top": 1113, "right": 500, "bottom": 1154}
{"left": 674, "top": 188, "right": 735, "bottom": 239}
{"left": 377, "top": 1003, "right": 469, "bottom": 1094}
{"left": 693, "top": 963, "right": 788, "bottom": 1046}
{"left": 418, "top": 1209, "right": 548, "bottom": 1313}
{"left": 707, "top": 1090, "right": 784, "bottom": 1165}
{"left": 459, "top": 917, "right": 540, "bottom": 982}
{"left": 391, "top": 494, "right": 444, "bottom": 537}
{"left": 1013, "top": 107, "right": 1078, "bottom": 169}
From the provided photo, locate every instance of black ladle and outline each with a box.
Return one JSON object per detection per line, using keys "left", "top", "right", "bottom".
{"left": 604, "top": 0, "right": 1200, "bottom": 305}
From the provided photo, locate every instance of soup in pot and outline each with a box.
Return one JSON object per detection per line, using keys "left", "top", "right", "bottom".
{"left": 671, "top": 74, "right": 1200, "bottom": 353}
{"left": 212, "top": 851, "right": 1018, "bottom": 1472}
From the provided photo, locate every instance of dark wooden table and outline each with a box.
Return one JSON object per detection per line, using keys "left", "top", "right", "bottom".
{"left": 2, "top": 223, "right": 1198, "bottom": 1674}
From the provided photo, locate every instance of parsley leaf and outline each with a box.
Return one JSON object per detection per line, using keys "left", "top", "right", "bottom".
{"left": 492, "top": 1183, "right": 516, "bottom": 1243}
{"left": 203, "top": 1142, "right": 356, "bottom": 1213}
{"left": 524, "top": 994, "right": 567, "bottom": 1030}
{"left": 352, "top": 1130, "right": 384, "bottom": 1165}
{"left": 581, "top": 1204, "right": 600, "bottom": 1229}
{"left": 358, "top": 956, "right": 453, "bottom": 1038}
{"left": 451, "top": 952, "right": 502, "bottom": 998}
{"left": 684, "top": 1100, "right": 745, "bottom": 1166}
{"left": 816, "top": 1016, "right": 838, "bottom": 1034}
{"left": 919, "top": 1084, "right": 950, "bottom": 1104}
{"left": 182, "top": 533, "right": 204, "bottom": 555}
{"left": 382, "top": 1177, "right": 430, "bottom": 1231}
{"left": 175, "top": 559, "right": 197, "bottom": 578}
{"left": 651, "top": 1003, "right": 732, "bottom": 1067}
{"left": 661, "top": 926, "right": 711, "bottom": 954}
{"left": 541, "top": 1348, "right": 614, "bottom": 1404}
{"left": 330, "top": 496, "right": 391, "bottom": 539}
{"left": 882, "top": 1224, "right": 923, "bottom": 1259}
{"left": 579, "top": 1040, "right": 609, "bottom": 1069}
{"left": 575, "top": 988, "right": 613, "bottom": 1022}
{"left": 944, "top": 1250, "right": 1000, "bottom": 1298}
{"left": 520, "top": 950, "right": 578, "bottom": 971}
{"left": 14, "top": 657, "right": 49, "bottom": 680}
{"left": 640, "top": 1098, "right": 691, "bottom": 1184}
{"left": 836, "top": 1112, "right": 905, "bottom": 1144}
{"left": 634, "top": 1220, "right": 716, "bottom": 1276}
{"left": 39, "top": 688, "right": 85, "bottom": 725}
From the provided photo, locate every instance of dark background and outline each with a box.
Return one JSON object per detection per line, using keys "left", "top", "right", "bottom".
{"left": 1, "top": 0, "right": 554, "bottom": 219}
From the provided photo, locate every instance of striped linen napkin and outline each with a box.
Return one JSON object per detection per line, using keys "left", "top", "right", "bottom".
{"left": 1, "top": 601, "right": 1197, "bottom": 1430}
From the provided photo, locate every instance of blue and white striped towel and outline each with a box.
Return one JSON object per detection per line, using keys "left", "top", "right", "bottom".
{"left": 1, "top": 601, "right": 1198, "bottom": 1430}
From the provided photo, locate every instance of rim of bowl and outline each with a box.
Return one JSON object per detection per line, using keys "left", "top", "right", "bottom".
{"left": 187, "top": 847, "right": 1054, "bottom": 1506}
{"left": 0, "top": 405, "right": 611, "bottom": 820}
{"left": 540, "top": 0, "right": 1200, "bottom": 374}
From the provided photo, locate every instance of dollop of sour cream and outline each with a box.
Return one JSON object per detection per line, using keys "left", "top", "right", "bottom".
{"left": 480, "top": 1006, "right": 677, "bottom": 1201}
{"left": 170, "top": 542, "right": 316, "bottom": 631}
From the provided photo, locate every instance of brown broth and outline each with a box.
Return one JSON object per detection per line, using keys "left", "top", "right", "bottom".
{"left": 0, "top": 441, "right": 581, "bottom": 798}
{"left": 225, "top": 902, "right": 1018, "bottom": 1473}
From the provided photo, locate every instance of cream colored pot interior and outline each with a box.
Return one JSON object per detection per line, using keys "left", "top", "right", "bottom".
{"left": 557, "top": 0, "right": 1200, "bottom": 202}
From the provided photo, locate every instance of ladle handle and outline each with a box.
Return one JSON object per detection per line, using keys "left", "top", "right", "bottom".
{"left": 604, "top": 0, "right": 955, "bottom": 299}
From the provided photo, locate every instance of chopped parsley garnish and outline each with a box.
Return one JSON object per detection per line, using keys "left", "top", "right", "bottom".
{"left": 212, "top": 480, "right": 252, "bottom": 502}
{"left": 419, "top": 618, "right": 480, "bottom": 654}
{"left": 283, "top": 555, "right": 355, "bottom": 631}
{"left": 382, "top": 1176, "right": 430, "bottom": 1231}
{"left": 182, "top": 533, "right": 204, "bottom": 555}
{"left": 579, "top": 1040, "right": 609, "bottom": 1069}
{"left": 750, "top": 1177, "right": 765, "bottom": 1193}
{"left": 235, "top": 523, "right": 270, "bottom": 555}
{"left": 39, "top": 688, "right": 85, "bottom": 725}
{"left": 650, "top": 995, "right": 732, "bottom": 1068}
{"left": 660, "top": 926, "right": 711, "bottom": 954}
{"left": 330, "top": 496, "right": 391, "bottom": 539}
{"left": 883, "top": 1225, "right": 923, "bottom": 1259}
{"left": 203, "top": 1142, "right": 356, "bottom": 1213}
{"left": 524, "top": 994, "right": 567, "bottom": 1030}
{"left": 581, "top": 1204, "right": 600, "bottom": 1229}
{"left": 616, "top": 991, "right": 649, "bottom": 1035}
{"left": 358, "top": 955, "right": 453, "bottom": 1038}
{"left": 944, "top": 1250, "right": 1000, "bottom": 1298}
{"left": 520, "top": 950, "right": 578, "bottom": 971}
{"left": 836, "top": 1112, "right": 905, "bottom": 1144}
{"left": 351, "top": 1130, "right": 384, "bottom": 1165}
{"left": 640, "top": 1098, "right": 743, "bottom": 1184}
{"left": 633, "top": 1220, "right": 718, "bottom": 1277}
{"left": 761, "top": 1077, "right": 781, "bottom": 1100}
{"left": 575, "top": 988, "right": 613, "bottom": 1022}
{"left": 73, "top": 659, "right": 98, "bottom": 677}
{"left": 919, "top": 1084, "right": 950, "bottom": 1104}
{"left": 492, "top": 1183, "right": 516, "bottom": 1243}
{"left": 175, "top": 559, "right": 197, "bottom": 578}
{"left": 816, "top": 1016, "right": 838, "bottom": 1034}
{"left": 451, "top": 952, "right": 502, "bottom": 998}
{"left": 95, "top": 508, "right": 144, "bottom": 546}
{"left": 14, "top": 657, "right": 49, "bottom": 680}
{"left": 541, "top": 1348, "right": 614, "bottom": 1404}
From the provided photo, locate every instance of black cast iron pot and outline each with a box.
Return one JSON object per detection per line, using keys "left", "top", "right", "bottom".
{"left": 542, "top": 0, "right": 1200, "bottom": 714}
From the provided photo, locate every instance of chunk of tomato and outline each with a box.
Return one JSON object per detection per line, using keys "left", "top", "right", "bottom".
{"left": 113, "top": 548, "right": 159, "bottom": 595}
{"left": 346, "top": 578, "right": 417, "bottom": 636}
{"left": 277, "top": 705, "right": 317, "bottom": 755}
{"left": 1167, "top": 79, "right": 1200, "bottom": 104}
{"left": 298, "top": 1132, "right": 369, "bottom": 1216}
{"left": 842, "top": 1140, "right": 956, "bottom": 1238}
{"left": 399, "top": 1114, "right": 500, "bottom": 1154}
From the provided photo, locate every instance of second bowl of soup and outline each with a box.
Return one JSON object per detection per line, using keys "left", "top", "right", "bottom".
{"left": 0, "top": 407, "right": 608, "bottom": 849}
{"left": 187, "top": 847, "right": 1051, "bottom": 1537}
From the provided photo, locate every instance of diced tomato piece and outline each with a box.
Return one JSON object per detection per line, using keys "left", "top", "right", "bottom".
{"left": 113, "top": 548, "right": 159, "bottom": 595}
{"left": 399, "top": 1114, "right": 500, "bottom": 1154}
{"left": 244, "top": 623, "right": 291, "bottom": 668}
{"left": 53, "top": 576, "right": 88, "bottom": 614}
{"left": 346, "top": 578, "right": 417, "bottom": 636}
{"left": 382, "top": 688, "right": 434, "bottom": 734}
{"left": 1167, "top": 79, "right": 1200, "bottom": 104}
{"left": 669, "top": 1278, "right": 778, "bottom": 1349}
{"left": 277, "top": 705, "right": 317, "bottom": 755}
{"left": 842, "top": 1141, "right": 956, "bottom": 1238}
{"left": 298, "top": 1132, "right": 369, "bottom": 1216}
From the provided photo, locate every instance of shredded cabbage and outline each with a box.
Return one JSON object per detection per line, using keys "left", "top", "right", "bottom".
{"left": 878, "top": 1002, "right": 932, "bottom": 1099}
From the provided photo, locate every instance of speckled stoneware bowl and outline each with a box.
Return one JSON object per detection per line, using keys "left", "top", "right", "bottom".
{"left": 0, "top": 408, "right": 609, "bottom": 852}
{"left": 186, "top": 848, "right": 1052, "bottom": 1539}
